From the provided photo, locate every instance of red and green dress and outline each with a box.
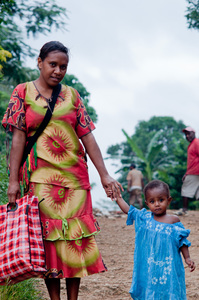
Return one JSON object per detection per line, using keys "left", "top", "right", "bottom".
{"left": 2, "top": 81, "right": 107, "bottom": 278}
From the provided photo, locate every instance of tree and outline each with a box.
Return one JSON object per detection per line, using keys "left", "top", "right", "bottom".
{"left": 0, "top": 0, "right": 67, "bottom": 82}
{"left": 186, "top": 0, "right": 199, "bottom": 31}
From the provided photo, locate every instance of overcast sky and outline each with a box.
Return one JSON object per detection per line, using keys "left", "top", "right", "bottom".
{"left": 26, "top": 0, "right": 199, "bottom": 208}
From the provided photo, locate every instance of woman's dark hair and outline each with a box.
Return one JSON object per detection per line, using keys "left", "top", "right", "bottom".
{"left": 38, "top": 41, "right": 69, "bottom": 61}
{"left": 143, "top": 180, "right": 170, "bottom": 198}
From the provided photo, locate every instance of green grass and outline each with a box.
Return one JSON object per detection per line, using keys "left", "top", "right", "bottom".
{"left": 0, "top": 279, "right": 43, "bottom": 300}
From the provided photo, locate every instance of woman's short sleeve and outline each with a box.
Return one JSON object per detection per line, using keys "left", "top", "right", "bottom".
{"left": 174, "top": 222, "right": 191, "bottom": 248}
{"left": 75, "top": 93, "right": 95, "bottom": 138}
{"left": 2, "top": 83, "right": 26, "bottom": 132}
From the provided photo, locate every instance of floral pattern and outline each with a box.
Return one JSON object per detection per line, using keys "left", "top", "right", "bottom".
{"left": 148, "top": 255, "right": 173, "bottom": 285}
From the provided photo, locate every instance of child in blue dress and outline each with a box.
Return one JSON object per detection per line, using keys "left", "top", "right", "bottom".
{"left": 111, "top": 180, "right": 195, "bottom": 300}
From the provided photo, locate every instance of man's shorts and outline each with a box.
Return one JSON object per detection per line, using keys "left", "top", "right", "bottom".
{"left": 181, "top": 175, "right": 199, "bottom": 199}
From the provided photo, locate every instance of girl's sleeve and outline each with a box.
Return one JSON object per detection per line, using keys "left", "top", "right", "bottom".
{"left": 175, "top": 222, "right": 191, "bottom": 248}
{"left": 74, "top": 91, "right": 95, "bottom": 138}
{"left": 2, "top": 83, "right": 26, "bottom": 132}
{"left": 126, "top": 206, "right": 140, "bottom": 225}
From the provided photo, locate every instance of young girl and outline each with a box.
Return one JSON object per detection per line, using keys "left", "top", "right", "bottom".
{"left": 112, "top": 180, "right": 195, "bottom": 300}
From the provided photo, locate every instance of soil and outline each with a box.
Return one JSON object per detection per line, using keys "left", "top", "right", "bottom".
{"left": 35, "top": 210, "right": 199, "bottom": 300}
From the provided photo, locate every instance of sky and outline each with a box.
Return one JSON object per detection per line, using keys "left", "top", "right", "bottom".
{"left": 26, "top": 0, "right": 199, "bottom": 209}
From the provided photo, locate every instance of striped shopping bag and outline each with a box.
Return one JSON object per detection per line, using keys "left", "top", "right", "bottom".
{"left": 0, "top": 195, "right": 46, "bottom": 285}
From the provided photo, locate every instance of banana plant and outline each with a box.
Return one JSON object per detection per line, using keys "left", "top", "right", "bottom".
{"left": 122, "top": 129, "right": 174, "bottom": 181}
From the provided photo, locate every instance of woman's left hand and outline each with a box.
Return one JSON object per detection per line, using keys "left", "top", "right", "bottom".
{"left": 101, "top": 174, "right": 123, "bottom": 200}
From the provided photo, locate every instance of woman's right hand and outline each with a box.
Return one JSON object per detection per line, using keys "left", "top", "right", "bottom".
{"left": 7, "top": 180, "right": 21, "bottom": 205}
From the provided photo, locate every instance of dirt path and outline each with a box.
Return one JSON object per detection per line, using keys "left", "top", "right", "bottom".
{"left": 36, "top": 210, "right": 199, "bottom": 299}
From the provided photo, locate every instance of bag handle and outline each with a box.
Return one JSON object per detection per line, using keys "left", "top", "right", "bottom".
{"left": 21, "top": 83, "right": 61, "bottom": 165}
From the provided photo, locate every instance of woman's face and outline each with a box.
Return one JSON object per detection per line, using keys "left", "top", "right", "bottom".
{"left": 38, "top": 50, "right": 68, "bottom": 88}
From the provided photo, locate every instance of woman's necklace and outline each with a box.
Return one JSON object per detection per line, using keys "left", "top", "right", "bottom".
{"left": 33, "top": 81, "right": 53, "bottom": 112}
{"left": 33, "top": 81, "right": 53, "bottom": 102}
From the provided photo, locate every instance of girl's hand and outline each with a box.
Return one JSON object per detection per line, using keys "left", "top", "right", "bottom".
{"left": 105, "top": 188, "right": 113, "bottom": 199}
{"left": 185, "top": 257, "right": 196, "bottom": 272}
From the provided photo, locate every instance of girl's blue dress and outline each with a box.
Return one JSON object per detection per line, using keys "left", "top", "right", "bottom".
{"left": 127, "top": 206, "right": 191, "bottom": 300}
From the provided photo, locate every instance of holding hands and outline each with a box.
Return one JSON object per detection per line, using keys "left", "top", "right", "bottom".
{"left": 101, "top": 174, "right": 123, "bottom": 200}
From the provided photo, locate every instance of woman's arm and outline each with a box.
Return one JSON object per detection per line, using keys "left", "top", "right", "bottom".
{"left": 81, "top": 132, "right": 123, "bottom": 199}
{"left": 180, "top": 245, "right": 195, "bottom": 272}
{"left": 8, "top": 127, "right": 26, "bottom": 204}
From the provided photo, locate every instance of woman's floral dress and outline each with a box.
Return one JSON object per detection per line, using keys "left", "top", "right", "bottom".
{"left": 2, "top": 82, "right": 107, "bottom": 278}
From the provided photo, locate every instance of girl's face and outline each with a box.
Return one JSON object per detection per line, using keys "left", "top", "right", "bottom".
{"left": 38, "top": 50, "right": 68, "bottom": 88}
{"left": 145, "top": 187, "right": 171, "bottom": 217}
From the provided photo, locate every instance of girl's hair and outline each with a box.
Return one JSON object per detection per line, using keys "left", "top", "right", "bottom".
{"left": 143, "top": 180, "right": 170, "bottom": 198}
{"left": 38, "top": 41, "right": 69, "bottom": 61}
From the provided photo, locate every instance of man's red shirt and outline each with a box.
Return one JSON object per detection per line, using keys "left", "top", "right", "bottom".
{"left": 186, "top": 138, "right": 199, "bottom": 175}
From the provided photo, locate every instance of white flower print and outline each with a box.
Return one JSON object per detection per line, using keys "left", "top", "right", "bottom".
{"left": 158, "top": 261, "right": 164, "bottom": 267}
{"left": 174, "top": 226, "right": 181, "bottom": 232}
{"left": 155, "top": 224, "right": 164, "bottom": 232}
{"left": 159, "top": 275, "right": 167, "bottom": 284}
{"left": 165, "top": 226, "right": 172, "bottom": 235}
{"left": 146, "top": 213, "right": 151, "bottom": 219}
{"left": 146, "top": 220, "right": 152, "bottom": 229}
{"left": 148, "top": 257, "right": 154, "bottom": 264}
{"left": 163, "top": 265, "right": 172, "bottom": 275}
{"left": 152, "top": 277, "right": 158, "bottom": 285}
{"left": 165, "top": 256, "right": 173, "bottom": 265}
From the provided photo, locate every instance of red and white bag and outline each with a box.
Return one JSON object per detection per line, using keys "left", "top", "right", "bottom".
{"left": 0, "top": 195, "right": 46, "bottom": 285}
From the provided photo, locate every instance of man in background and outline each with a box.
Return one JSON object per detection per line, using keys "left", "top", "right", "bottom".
{"left": 126, "top": 163, "right": 144, "bottom": 209}
{"left": 177, "top": 127, "right": 199, "bottom": 215}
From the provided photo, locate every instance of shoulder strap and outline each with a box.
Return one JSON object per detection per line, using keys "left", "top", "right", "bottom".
{"left": 21, "top": 83, "right": 61, "bottom": 166}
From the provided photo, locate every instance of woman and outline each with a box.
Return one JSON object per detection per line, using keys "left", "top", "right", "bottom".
{"left": 2, "top": 41, "right": 123, "bottom": 300}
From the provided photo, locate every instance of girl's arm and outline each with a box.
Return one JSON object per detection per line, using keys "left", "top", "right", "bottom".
{"left": 115, "top": 197, "right": 130, "bottom": 214}
{"left": 180, "top": 245, "right": 195, "bottom": 272}
{"left": 81, "top": 132, "right": 123, "bottom": 199}
{"left": 8, "top": 127, "right": 26, "bottom": 204}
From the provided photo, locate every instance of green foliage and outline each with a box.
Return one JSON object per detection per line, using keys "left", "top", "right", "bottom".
{"left": 0, "top": 0, "right": 67, "bottom": 84}
{"left": 0, "top": 0, "right": 67, "bottom": 35}
{"left": 0, "top": 0, "right": 16, "bottom": 24}
{"left": 186, "top": 0, "right": 199, "bottom": 30}
{"left": 0, "top": 156, "right": 8, "bottom": 205}
{"left": 0, "top": 279, "right": 43, "bottom": 300}
{"left": 0, "top": 47, "right": 12, "bottom": 79}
